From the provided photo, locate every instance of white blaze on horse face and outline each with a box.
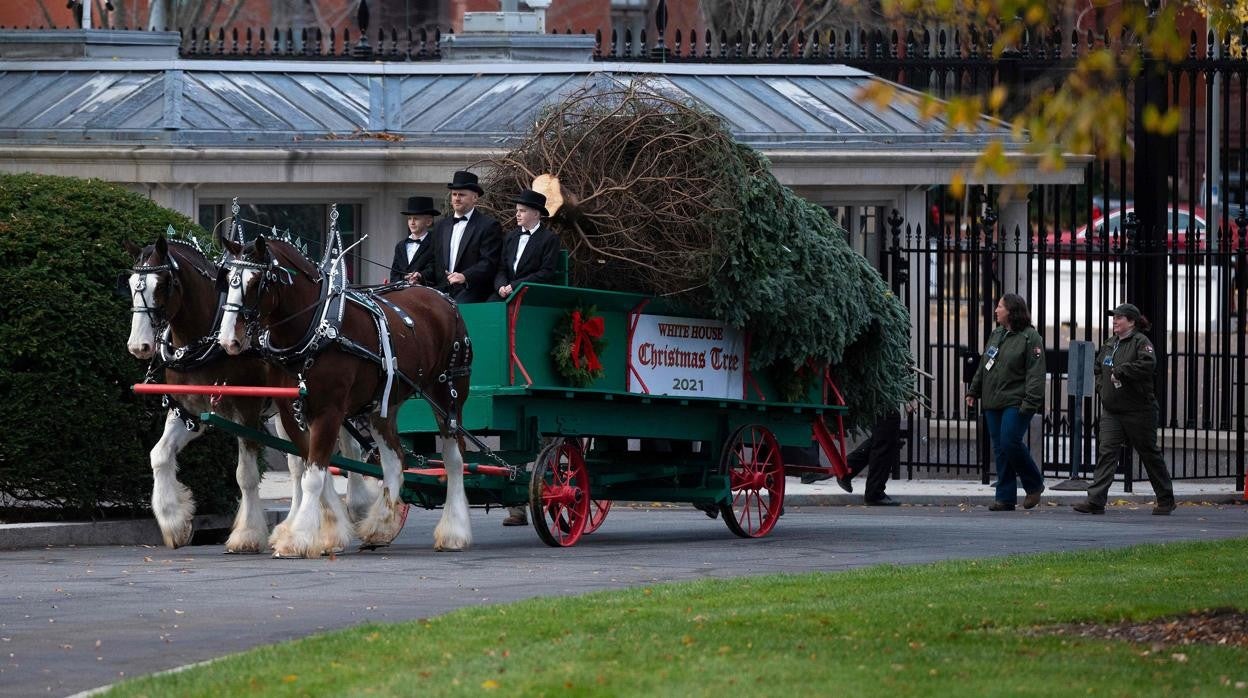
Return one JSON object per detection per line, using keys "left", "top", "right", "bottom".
{"left": 217, "top": 266, "right": 256, "bottom": 355}
{"left": 126, "top": 271, "right": 159, "bottom": 359}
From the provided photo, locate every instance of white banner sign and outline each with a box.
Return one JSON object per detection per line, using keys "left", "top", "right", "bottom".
{"left": 628, "top": 314, "right": 745, "bottom": 398}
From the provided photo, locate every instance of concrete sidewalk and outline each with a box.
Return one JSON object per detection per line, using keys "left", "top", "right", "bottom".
{"left": 2, "top": 473, "right": 1242, "bottom": 550}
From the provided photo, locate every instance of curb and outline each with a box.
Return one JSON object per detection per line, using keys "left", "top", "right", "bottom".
{"left": 0, "top": 511, "right": 282, "bottom": 550}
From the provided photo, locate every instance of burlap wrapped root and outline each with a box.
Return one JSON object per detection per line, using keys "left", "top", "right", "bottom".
{"left": 483, "top": 82, "right": 911, "bottom": 430}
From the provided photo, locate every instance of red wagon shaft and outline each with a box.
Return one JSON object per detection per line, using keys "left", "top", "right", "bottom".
{"left": 132, "top": 383, "right": 304, "bottom": 398}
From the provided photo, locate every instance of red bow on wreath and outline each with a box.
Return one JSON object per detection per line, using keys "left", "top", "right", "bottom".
{"left": 570, "top": 310, "right": 604, "bottom": 372}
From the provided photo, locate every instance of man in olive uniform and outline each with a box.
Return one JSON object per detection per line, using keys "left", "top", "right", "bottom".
{"left": 1073, "top": 303, "right": 1176, "bottom": 515}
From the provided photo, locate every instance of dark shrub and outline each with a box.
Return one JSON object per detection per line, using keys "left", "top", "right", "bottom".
{"left": 0, "top": 173, "right": 239, "bottom": 519}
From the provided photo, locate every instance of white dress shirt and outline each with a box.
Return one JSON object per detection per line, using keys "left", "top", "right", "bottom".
{"left": 448, "top": 210, "right": 472, "bottom": 272}
{"left": 405, "top": 232, "right": 427, "bottom": 264}
{"left": 513, "top": 228, "right": 533, "bottom": 272}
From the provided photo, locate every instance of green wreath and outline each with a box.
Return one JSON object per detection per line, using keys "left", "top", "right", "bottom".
{"left": 551, "top": 305, "right": 607, "bottom": 387}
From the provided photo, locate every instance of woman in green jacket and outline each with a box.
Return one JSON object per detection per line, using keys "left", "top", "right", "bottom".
{"left": 1073, "top": 303, "right": 1175, "bottom": 515}
{"left": 965, "top": 293, "right": 1047, "bottom": 511}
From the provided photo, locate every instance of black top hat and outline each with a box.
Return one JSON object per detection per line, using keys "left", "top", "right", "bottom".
{"left": 447, "top": 170, "right": 484, "bottom": 195}
{"left": 401, "top": 195, "right": 440, "bottom": 216}
{"left": 511, "top": 188, "right": 549, "bottom": 217}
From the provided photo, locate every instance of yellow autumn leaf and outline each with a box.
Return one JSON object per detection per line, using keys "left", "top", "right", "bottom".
{"left": 482, "top": 679, "right": 500, "bottom": 690}
{"left": 1141, "top": 104, "right": 1181, "bottom": 135}
{"left": 987, "top": 86, "right": 1007, "bottom": 113}
{"left": 869, "top": 83, "right": 897, "bottom": 109}
{"left": 283, "top": 674, "right": 298, "bottom": 683}
{"left": 1158, "top": 107, "right": 1181, "bottom": 135}
{"left": 949, "top": 172, "right": 965, "bottom": 200}
{"left": 918, "top": 94, "right": 941, "bottom": 122}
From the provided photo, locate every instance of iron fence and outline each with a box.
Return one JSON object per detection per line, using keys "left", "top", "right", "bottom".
{"left": 890, "top": 181, "right": 1246, "bottom": 488}
{"left": 871, "top": 12, "right": 1246, "bottom": 488}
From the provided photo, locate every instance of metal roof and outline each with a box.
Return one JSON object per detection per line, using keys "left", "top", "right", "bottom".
{"left": 0, "top": 60, "right": 1013, "bottom": 150}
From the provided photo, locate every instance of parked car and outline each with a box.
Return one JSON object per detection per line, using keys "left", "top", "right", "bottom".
{"left": 1041, "top": 205, "right": 1238, "bottom": 258}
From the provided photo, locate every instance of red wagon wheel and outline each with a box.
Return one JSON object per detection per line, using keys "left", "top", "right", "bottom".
{"left": 530, "top": 437, "right": 591, "bottom": 547}
{"left": 717, "top": 424, "right": 785, "bottom": 538}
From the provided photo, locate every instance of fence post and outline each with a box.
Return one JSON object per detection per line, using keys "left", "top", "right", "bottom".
{"left": 1130, "top": 0, "right": 1171, "bottom": 419}
{"left": 1053, "top": 340, "right": 1094, "bottom": 490}
{"left": 887, "top": 209, "right": 908, "bottom": 293}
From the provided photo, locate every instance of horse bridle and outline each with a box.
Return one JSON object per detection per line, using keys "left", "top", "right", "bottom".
{"left": 222, "top": 256, "right": 296, "bottom": 343}
{"left": 129, "top": 256, "right": 180, "bottom": 332}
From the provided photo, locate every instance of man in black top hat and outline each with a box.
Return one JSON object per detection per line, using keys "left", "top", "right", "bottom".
{"left": 492, "top": 188, "right": 562, "bottom": 301}
{"left": 389, "top": 195, "right": 440, "bottom": 285}
{"left": 432, "top": 170, "right": 502, "bottom": 303}
{"left": 493, "top": 188, "right": 564, "bottom": 529}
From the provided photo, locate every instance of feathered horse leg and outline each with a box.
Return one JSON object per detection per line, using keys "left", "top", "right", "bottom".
{"left": 433, "top": 427, "right": 472, "bottom": 552}
{"left": 149, "top": 410, "right": 202, "bottom": 549}
{"left": 355, "top": 416, "right": 410, "bottom": 548}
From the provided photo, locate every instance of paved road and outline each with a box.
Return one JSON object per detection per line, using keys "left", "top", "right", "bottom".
{"left": 2, "top": 502, "right": 1245, "bottom": 697}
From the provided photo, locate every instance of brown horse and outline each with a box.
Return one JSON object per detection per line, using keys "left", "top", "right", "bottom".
{"left": 216, "top": 235, "right": 473, "bottom": 557}
{"left": 124, "top": 235, "right": 326, "bottom": 552}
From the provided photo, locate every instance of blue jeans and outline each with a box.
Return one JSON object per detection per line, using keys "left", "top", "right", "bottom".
{"left": 983, "top": 407, "right": 1045, "bottom": 504}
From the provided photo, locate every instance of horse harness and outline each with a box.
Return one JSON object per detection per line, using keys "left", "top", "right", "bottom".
{"left": 222, "top": 256, "right": 494, "bottom": 471}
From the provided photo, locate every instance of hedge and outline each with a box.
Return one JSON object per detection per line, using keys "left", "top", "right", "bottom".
{"left": 0, "top": 173, "right": 239, "bottom": 519}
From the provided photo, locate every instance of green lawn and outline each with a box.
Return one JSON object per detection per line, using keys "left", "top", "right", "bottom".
{"left": 106, "top": 538, "right": 1248, "bottom": 697}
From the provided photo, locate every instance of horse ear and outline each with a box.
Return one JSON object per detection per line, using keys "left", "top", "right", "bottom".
{"left": 215, "top": 266, "right": 229, "bottom": 294}
{"left": 123, "top": 239, "right": 142, "bottom": 260}
{"left": 155, "top": 234, "right": 168, "bottom": 258}
{"left": 218, "top": 227, "right": 243, "bottom": 257}
{"left": 254, "top": 236, "right": 269, "bottom": 259}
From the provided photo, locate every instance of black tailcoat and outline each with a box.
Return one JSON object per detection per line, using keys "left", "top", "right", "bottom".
{"left": 389, "top": 232, "right": 436, "bottom": 284}
{"left": 432, "top": 209, "right": 502, "bottom": 303}
{"left": 492, "top": 224, "right": 561, "bottom": 297}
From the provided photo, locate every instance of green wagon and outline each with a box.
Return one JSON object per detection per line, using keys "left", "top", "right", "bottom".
{"left": 204, "top": 282, "right": 850, "bottom": 547}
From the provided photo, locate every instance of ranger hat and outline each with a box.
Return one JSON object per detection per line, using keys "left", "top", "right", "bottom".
{"left": 1108, "top": 303, "right": 1141, "bottom": 321}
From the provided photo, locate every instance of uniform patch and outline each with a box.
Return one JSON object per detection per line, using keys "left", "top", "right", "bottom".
{"left": 1143, "top": 344, "right": 1154, "bottom": 353}
{"left": 1033, "top": 346, "right": 1042, "bottom": 357}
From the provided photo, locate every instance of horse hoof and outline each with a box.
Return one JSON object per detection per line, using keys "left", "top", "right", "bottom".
{"left": 161, "top": 526, "right": 193, "bottom": 549}
{"left": 358, "top": 543, "right": 389, "bottom": 552}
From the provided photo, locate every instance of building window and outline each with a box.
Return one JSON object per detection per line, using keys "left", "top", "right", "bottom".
{"left": 825, "top": 204, "right": 885, "bottom": 265}
{"left": 198, "top": 202, "right": 362, "bottom": 282}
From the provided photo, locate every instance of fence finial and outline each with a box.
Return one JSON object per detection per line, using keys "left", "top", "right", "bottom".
{"left": 354, "top": 0, "right": 372, "bottom": 58}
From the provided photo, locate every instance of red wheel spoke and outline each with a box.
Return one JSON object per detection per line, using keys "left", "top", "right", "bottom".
{"left": 584, "top": 499, "right": 610, "bottom": 534}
